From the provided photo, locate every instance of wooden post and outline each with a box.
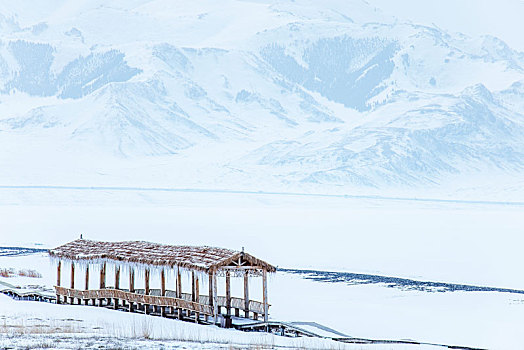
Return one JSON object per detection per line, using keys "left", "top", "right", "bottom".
{"left": 212, "top": 270, "right": 218, "bottom": 324}
{"left": 243, "top": 271, "right": 249, "bottom": 318}
{"left": 195, "top": 275, "right": 200, "bottom": 323}
{"left": 84, "top": 265, "right": 89, "bottom": 305}
{"left": 145, "top": 268, "right": 150, "bottom": 314}
{"left": 145, "top": 268, "right": 150, "bottom": 294}
{"left": 208, "top": 272, "right": 213, "bottom": 308}
{"left": 114, "top": 266, "right": 120, "bottom": 309}
{"left": 115, "top": 267, "right": 120, "bottom": 289}
{"left": 70, "top": 262, "right": 75, "bottom": 304}
{"left": 129, "top": 268, "right": 135, "bottom": 313}
{"left": 85, "top": 266, "right": 89, "bottom": 290}
{"left": 70, "top": 262, "right": 75, "bottom": 289}
{"left": 100, "top": 263, "right": 106, "bottom": 289}
{"left": 225, "top": 271, "right": 231, "bottom": 316}
{"left": 262, "top": 270, "right": 268, "bottom": 323}
{"left": 191, "top": 271, "right": 195, "bottom": 301}
{"left": 56, "top": 261, "right": 61, "bottom": 304}
{"left": 177, "top": 266, "right": 182, "bottom": 319}
{"left": 99, "top": 262, "right": 106, "bottom": 306}
{"left": 160, "top": 269, "right": 166, "bottom": 317}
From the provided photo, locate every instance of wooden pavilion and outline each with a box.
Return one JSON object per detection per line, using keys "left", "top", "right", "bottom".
{"left": 49, "top": 239, "right": 276, "bottom": 326}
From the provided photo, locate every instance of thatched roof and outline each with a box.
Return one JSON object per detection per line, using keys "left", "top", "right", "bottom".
{"left": 49, "top": 239, "right": 276, "bottom": 273}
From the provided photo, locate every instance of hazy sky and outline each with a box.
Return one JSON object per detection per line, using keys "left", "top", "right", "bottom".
{"left": 369, "top": 0, "right": 524, "bottom": 51}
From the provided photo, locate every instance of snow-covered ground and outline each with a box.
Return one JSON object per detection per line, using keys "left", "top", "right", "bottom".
{"left": 1, "top": 191, "right": 524, "bottom": 349}
{"left": 1, "top": 249, "right": 524, "bottom": 350}
{"left": 1, "top": 193, "right": 523, "bottom": 290}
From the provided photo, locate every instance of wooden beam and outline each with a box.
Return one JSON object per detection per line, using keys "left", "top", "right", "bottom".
{"left": 244, "top": 271, "right": 249, "bottom": 318}
{"left": 225, "top": 271, "right": 231, "bottom": 316}
{"left": 262, "top": 270, "right": 268, "bottom": 322}
{"left": 220, "top": 266, "right": 264, "bottom": 270}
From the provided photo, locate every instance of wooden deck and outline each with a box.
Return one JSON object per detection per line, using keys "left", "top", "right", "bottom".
{"left": 55, "top": 286, "right": 267, "bottom": 320}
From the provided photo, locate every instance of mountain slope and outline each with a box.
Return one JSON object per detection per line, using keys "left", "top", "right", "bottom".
{"left": 0, "top": 0, "right": 523, "bottom": 198}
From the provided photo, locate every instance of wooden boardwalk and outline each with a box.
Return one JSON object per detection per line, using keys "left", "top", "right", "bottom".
{"left": 55, "top": 286, "right": 267, "bottom": 323}
{"left": 0, "top": 280, "right": 55, "bottom": 302}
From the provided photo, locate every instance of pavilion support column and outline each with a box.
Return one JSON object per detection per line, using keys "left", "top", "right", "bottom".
{"left": 225, "top": 271, "right": 231, "bottom": 316}
{"left": 212, "top": 270, "right": 218, "bottom": 325}
{"left": 262, "top": 270, "right": 268, "bottom": 323}
{"left": 194, "top": 275, "right": 200, "bottom": 323}
{"left": 145, "top": 268, "right": 150, "bottom": 315}
{"left": 207, "top": 272, "right": 213, "bottom": 323}
{"left": 70, "top": 262, "right": 75, "bottom": 304}
{"left": 84, "top": 265, "right": 89, "bottom": 305}
{"left": 99, "top": 262, "right": 106, "bottom": 307}
{"left": 243, "top": 271, "right": 249, "bottom": 318}
{"left": 114, "top": 266, "right": 120, "bottom": 310}
{"left": 56, "top": 261, "right": 61, "bottom": 304}
{"left": 177, "top": 266, "right": 182, "bottom": 320}
{"left": 129, "top": 268, "right": 135, "bottom": 313}
{"left": 160, "top": 269, "right": 166, "bottom": 317}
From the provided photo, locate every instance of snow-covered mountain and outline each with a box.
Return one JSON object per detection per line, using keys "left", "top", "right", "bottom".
{"left": 1, "top": 0, "right": 523, "bottom": 198}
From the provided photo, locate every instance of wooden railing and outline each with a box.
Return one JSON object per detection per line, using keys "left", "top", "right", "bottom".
{"left": 55, "top": 286, "right": 266, "bottom": 317}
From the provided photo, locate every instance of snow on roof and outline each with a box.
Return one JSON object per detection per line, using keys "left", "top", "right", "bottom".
{"left": 49, "top": 239, "right": 276, "bottom": 273}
